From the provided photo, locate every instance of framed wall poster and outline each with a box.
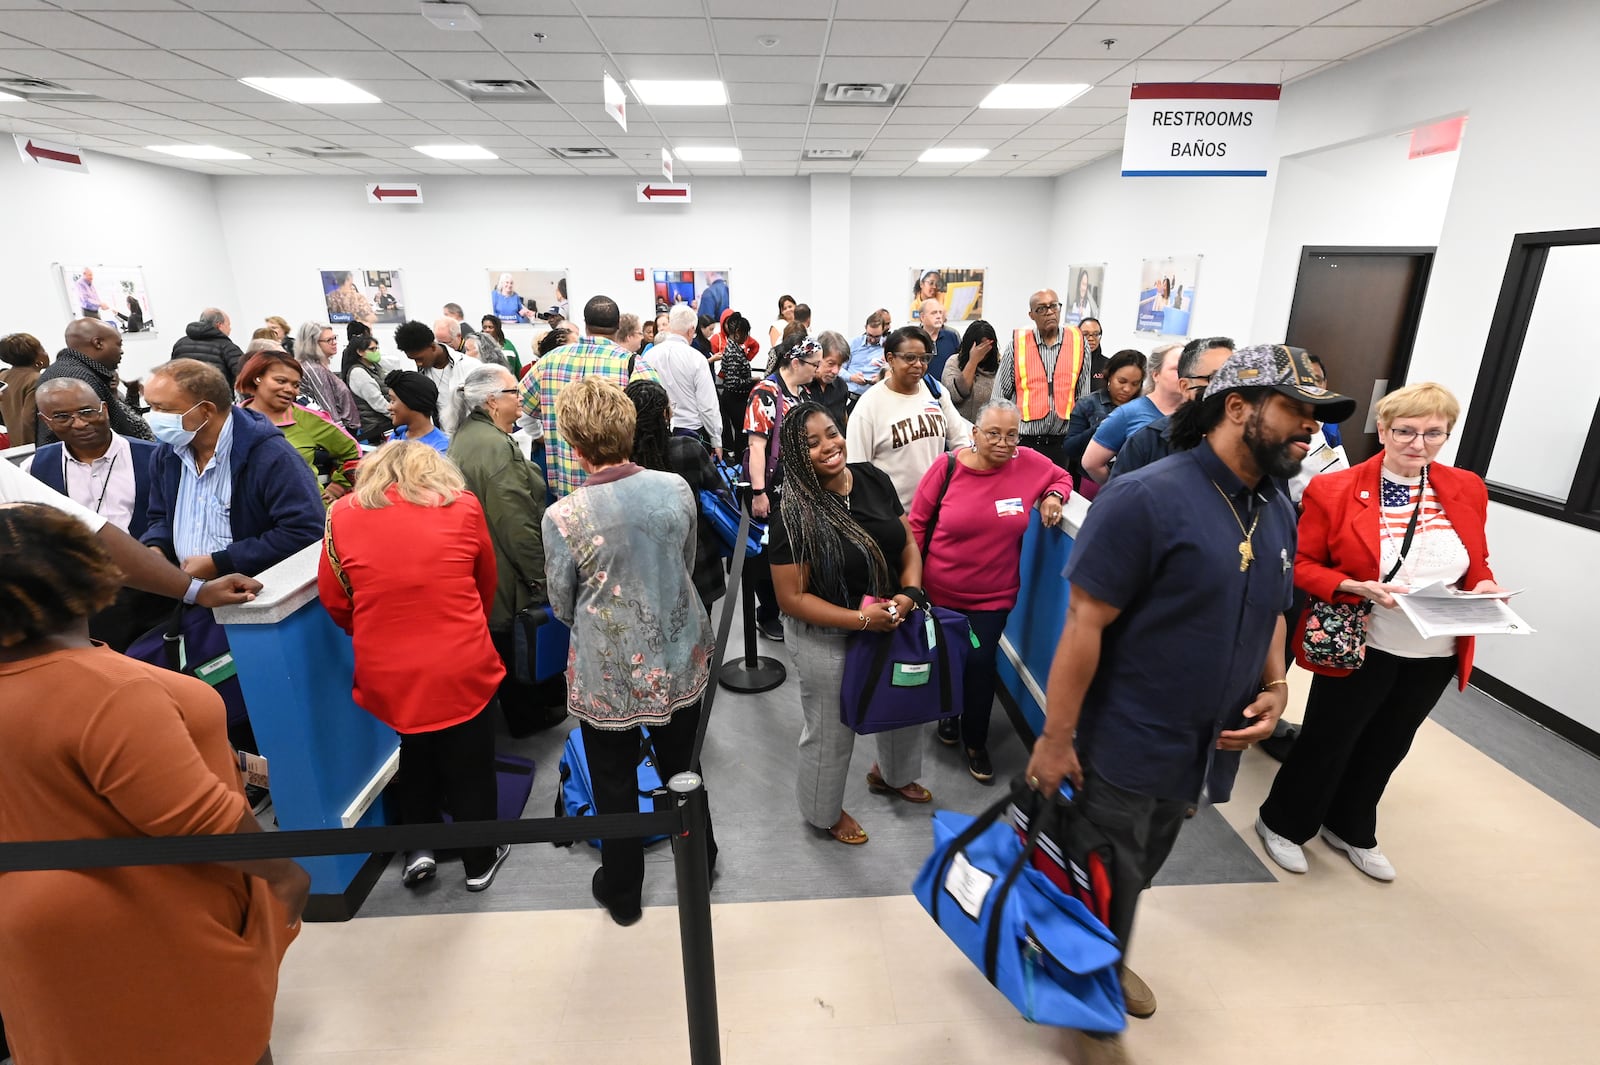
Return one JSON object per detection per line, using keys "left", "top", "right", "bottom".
{"left": 486, "top": 269, "right": 568, "bottom": 325}
{"left": 319, "top": 268, "right": 407, "bottom": 325}
{"left": 1065, "top": 264, "right": 1106, "bottom": 327}
{"left": 1135, "top": 255, "right": 1202, "bottom": 336}
{"left": 651, "top": 269, "right": 730, "bottom": 320}
{"left": 55, "top": 263, "right": 157, "bottom": 336}
{"left": 910, "top": 267, "right": 985, "bottom": 323}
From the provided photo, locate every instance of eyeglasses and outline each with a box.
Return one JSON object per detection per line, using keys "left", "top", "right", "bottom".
{"left": 494, "top": 388, "right": 520, "bottom": 396}
{"left": 893, "top": 353, "right": 931, "bottom": 364}
{"left": 1031, "top": 302, "right": 1062, "bottom": 313}
{"left": 1081, "top": 330, "right": 1102, "bottom": 338}
{"left": 44, "top": 403, "right": 107, "bottom": 426}
{"left": 795, "top": 358, "right": 821, "bottom": 368}
{"left": 1388, "top": 427, "right": 1450, "bottom": 444}
{"left": 977, "top": 428, "right": 1020, "bottom": 445}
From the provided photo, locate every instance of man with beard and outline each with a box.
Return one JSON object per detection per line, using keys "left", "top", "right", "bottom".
{"left": 1024, "top": 345, "right": 1355, "bottom": 1065}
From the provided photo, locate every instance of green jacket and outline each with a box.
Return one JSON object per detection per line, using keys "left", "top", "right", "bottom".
{"left": 447, "top": 410, "right": 547, "bottom": 630}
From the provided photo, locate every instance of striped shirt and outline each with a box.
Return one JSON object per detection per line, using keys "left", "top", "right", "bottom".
{"left": 1368, "top": 468, "right": 1468, "bottom": 658}
{"left": 173, "top": 412, "right": 235, "bottom": 560}
{"left": 522, "top": 336, "right": 657, "bottom": 498}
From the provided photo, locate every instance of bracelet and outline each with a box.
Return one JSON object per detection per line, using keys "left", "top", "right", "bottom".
{"left": 1261, "top": 679, "right": 1288, "bottom": 690}
{"left": 751, "top": 488, "right": 767, "bottom": 496}
{"left": 857, "top": 612, "right": 869, "bottom": 630}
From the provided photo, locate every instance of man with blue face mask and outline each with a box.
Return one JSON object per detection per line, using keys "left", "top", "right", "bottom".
{"left": 140, "top": 358, "right": 323, "bottom": 583}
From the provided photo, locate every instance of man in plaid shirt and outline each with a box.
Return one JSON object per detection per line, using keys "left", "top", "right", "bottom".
{"left": 522, "top": 294, "right": 656, "bottom": 498}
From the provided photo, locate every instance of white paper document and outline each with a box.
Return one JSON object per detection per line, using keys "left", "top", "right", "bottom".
{"left": 1393, "top": 582, "right": 1535, "bottom": 639}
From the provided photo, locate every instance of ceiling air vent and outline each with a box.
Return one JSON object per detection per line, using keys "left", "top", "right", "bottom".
{"left": 803, "top": 148, "right": 861, "bottom": 160}
{"left": 284, "top": 145, "right": 371, "bottom": 160}
{"left": 0, "top": 77, "right": 100, "bottom": 101}
{"left": 446, "top": 79, "right": 550, "bottom": 103}
{"left": 550, "top": 146, "right": 617, "bottom": 160}
{"left": 817, "top": 82, "right": 904, "bottom": 106}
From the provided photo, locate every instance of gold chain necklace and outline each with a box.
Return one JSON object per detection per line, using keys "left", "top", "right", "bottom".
{"left": 1209, "top": 481, "right": 1261, "bottom": 572}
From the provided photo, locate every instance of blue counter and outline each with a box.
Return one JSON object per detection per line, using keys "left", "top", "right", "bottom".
{"left": 215, "top": 543, "right": 399, "bottom": 921}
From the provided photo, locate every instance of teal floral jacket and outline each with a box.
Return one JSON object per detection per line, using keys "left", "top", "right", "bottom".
{"left": 543, "top": 464, "right": 713, "bottom": 729}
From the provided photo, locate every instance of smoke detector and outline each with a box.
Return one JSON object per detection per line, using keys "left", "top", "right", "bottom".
{"left": 817, "top": 82, "right": 905, "bottom": 106}
{"left": 421, "top": 3, "right": 481, "bottom": 32}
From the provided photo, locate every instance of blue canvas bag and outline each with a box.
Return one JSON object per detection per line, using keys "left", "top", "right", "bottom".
{"left": 551, "top": 726, "right": 668, "bottom": 850}
{"left": 913, "top": 783, "right": 1126, "bottom": 1033}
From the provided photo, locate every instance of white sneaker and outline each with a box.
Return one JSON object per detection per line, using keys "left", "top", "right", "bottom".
{"left": 401, "top": 850, "right": 436, "bottom": 888}
{"left": 1320, "top": 828, "right": 1396, "bottom": 882}
{"left": 1255, "top": 814, "right": 1307, "bottom": 874}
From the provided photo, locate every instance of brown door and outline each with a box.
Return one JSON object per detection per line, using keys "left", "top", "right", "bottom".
{"left": 1284, "top": 247, "right": 1434, "bottom": 465}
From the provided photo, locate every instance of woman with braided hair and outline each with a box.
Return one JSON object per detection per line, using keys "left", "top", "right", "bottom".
{"left": 768, "top": 401, "right": 933, "bottom": 845}
{"left": 0, "top": 503, "right": 307, "bottom": 1065}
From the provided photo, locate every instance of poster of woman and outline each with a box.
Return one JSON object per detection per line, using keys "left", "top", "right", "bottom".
{"left": 485, "top": 269, "right": 568, "bottom": 323}
{"left": 1066, "top": 264, "right": 1105, "bottom": 326}
{"left": 1135, "top": 255, "right": 1202, "bottom": 336}
{"left": 908, "top": 267, "right": 985, "bottom": 322}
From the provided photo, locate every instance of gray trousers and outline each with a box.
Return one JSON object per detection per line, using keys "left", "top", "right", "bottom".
{"left": 786, "top": 617, "right": 924, "bottom": 829}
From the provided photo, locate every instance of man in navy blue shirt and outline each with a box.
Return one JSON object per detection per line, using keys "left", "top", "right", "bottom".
{"left": 1025, "top": 345, "right": 1356, "bottom": 1059}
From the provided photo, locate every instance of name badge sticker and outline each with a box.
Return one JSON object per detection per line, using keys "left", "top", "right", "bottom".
{"left": 995, "top": 497, "right": 1025, "bottom": 517}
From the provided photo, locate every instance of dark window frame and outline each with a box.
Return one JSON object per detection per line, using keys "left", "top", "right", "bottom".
{"left": 1456, "top": 227, "right": 1600, "bottom": 533}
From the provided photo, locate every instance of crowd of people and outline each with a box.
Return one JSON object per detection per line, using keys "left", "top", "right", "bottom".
{"left": 0, "top": 278, "right": 1505, "bottom": 1065}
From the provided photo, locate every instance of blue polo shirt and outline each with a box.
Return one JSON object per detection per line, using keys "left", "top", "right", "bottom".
{"left": 926, "top": 327, "right": 960, "bottom": 380}
{"left": 1065, "top": 440, "right": 1297, "bottom": 803}
{"left": 1089, "top": 395, "right": 1163, "bottom": 454}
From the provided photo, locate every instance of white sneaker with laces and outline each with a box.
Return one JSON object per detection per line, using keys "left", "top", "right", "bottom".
{"left": 1255, "top": 815, "right": 1308, "bottom": 874}
{"left": 1320, "top": 828, "right": 1396, "bottom": 881}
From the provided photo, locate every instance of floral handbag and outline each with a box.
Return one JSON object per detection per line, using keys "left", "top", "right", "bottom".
{"left": 1300, "top": 469, "right": 1426, "bottom": 671}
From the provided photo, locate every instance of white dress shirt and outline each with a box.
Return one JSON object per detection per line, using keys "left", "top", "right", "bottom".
{"left": 640, "top": 333, "right": 722, "bottom": 440}
{"left": 421, "top": 352, "right": 483, "bottom": 433}
{"left": 41, "top": 432, "right": 137, "bottom": 532}
{"left": 0, "top": 457, "right": 107, "bottom": 533}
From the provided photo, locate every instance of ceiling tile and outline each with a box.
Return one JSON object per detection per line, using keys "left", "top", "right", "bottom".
{"left": 934, "top": 21, "right": 1070, "bottom": 57}
{"left": 587, "top": 16, "right": 710, "bottom": 53}
{"left": 75, "top": 50, "right": 221, "bottom": 78}
{"left": 5, "top": 12, "right": 143, "bottom": 49}
{"left": 1078, "top": 0, "right": 1227, "bottom": 23}
{"left": 899, "top": 84, "right": 987, "bottom": 107}
{"left": 712, "top": 18, "right": 827, "bottom": 57}
{"left": 62, "top": 79, "right": 193, "bottom": 103}
{"left": 706, "top": 0, "right": 833, "bottom": 17}
{"left": 884, "top": 105, "right": 972, "bottom": 125}
{"left": 505, "top": 52, "right": 609, "bottom": 81}
{"left": 1200, "top": 0, "right": 1349, "bottom": 25}
{"left": 1099, "top": 59, "right": 1225, "bottom": 85}
{"left": 1009, "top": 57, "right": 1130, "bottom": 83}
{"left": 1041, "top": 24, "right": 1181, "bottom": 59}
{"left": 1318, "top": 0, "right": 1489, "bottom": 26}
{"left": 174, "top": 50, "right": 320, "bottom": 77}
{"left": 1142, "top": 25, "right": 1292, "bottom": 60}
{"left": 818, "top": 56, "right": 924, "bottom": 83}
{"left": 721, "top": 55, "right": 819, "bottom": 82}
{"left": 189, "top": 0, "right": 320, "bottom": 10}
{"left": 808, "top": 105, "right": 891, "bottom": 125}
{"left": 1248, "top": 25, "right": 1409, "bottom": 60}
{"left": 393, "top": 52, "right": 523, "bottom": 79}
{"left": 335, "top": 15, "right": 487, "bottom": 51}
{"left": 1206, "top": 59, "right": 1328, "bottom": 83}
{"left": 474, "top": 15, "right": 599, "bottom": 49}
{"left": 727, "top": 81, "right": 815, "bottom": 105}
{"left": 84, "top": 12, "right": 266, "bottom": 50}
{"left": 828, "top": 19, "right": 944, "bottom": 56}
{"left": 0, "top": 50, "right": 118, "bottom": 79}
{"left": 299, "top": 51, "right": 425, "bottom": 79}
{"left": 208, "top": 12, "right": 381, "bottom": 50}
{"left": 51, "top": 0, "right": 187, "bottom": 9}
{"left": 729, "top": 104, "right": 813, "bottom": 124}
{"left": 833, "top": 0, "right": 964, "bottom": 18}
{"left": 351, "top": 79, "right": 464, "bottom": 103}
{"left": 917, "top": 57, "right": 1028, "bottom": 84}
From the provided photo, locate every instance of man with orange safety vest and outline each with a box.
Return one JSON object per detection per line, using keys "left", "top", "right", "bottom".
{"left": 996, "top": 288, "right": 1089, "bottom": 470}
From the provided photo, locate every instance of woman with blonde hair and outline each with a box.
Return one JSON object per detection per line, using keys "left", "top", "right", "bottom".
{"left": 317, "top": 441, "right": 510, "bottom": 892}
{"left": 544, "top": 378, "right": 715, "bottom": 925}
{"left": 1257, "top": 382, "right": 1504, "bottom": 882}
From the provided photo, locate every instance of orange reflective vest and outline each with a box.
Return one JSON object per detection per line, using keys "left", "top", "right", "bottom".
{"left": 1014, "top": 325, "right": 1084, "bottom": 422}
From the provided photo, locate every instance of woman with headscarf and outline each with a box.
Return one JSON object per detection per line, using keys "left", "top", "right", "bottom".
{"left": 768, "top": 401, "right": 933, "bottom": 845}
{"left": 385, "top": 370, "right": 448, "bottom": 452}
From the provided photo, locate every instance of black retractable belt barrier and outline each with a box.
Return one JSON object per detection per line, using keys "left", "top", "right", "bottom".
{"left": 715, "top": 481, "right": 787, "bottom": 695}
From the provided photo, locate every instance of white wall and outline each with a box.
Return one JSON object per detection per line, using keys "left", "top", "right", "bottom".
{"left": 1, "top": 147, "right": 238, "bottom": 381}
{"left": 1048, "top": 0, "right": 1599, "bottom": 733}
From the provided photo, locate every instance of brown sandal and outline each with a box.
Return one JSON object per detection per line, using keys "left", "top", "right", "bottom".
{"left": 823, "top": 812, "right": 869, "bottom": 845}
{"left": 866, "top": 765, "right": 932, "bottom": 804}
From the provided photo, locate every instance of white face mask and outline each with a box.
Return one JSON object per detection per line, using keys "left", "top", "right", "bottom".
{"left": 147, "top": 401, "right": 207, "bottom": 447}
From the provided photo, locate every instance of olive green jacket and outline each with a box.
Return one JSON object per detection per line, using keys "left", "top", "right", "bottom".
{"left": 447, "top": 410, "right": 547, "bottom": 630}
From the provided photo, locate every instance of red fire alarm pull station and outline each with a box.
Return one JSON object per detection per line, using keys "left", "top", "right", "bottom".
{"left": 634, "top": 268, "right": 645, "bottom": 281}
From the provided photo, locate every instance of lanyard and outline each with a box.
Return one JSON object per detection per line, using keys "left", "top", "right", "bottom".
{"left": 66, "top": 447, "right": 119, "bottom": 514}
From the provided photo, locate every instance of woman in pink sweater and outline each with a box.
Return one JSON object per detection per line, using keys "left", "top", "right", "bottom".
{"left": 908, "top": 398, "right": 1072, "bottom": 782}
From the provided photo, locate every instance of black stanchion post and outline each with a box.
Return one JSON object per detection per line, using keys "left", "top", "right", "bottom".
{"left": 669, "top": 771, "right": 721, "bottom": 1065}
{"left": 717, "top": 480, "right": 785, "bottom": 694}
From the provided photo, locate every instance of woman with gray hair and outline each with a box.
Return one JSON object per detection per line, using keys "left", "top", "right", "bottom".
{"left": 446, "top": 364, "right": 565, "bottom": 736}
{"left": 464, "top": 331, "right": 510, "bottom": 369}
{"left": 907, "top": 397, "right": 1073, "bottom": 782}
{"left": 292, "top": 320, "right": 362, "bottom": 436}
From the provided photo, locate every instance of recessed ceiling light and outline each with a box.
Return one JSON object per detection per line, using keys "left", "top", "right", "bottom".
{"left": 148, "top": 144, "right": 250, "bottom": 160}
{"left": 413, "top": 144, "right": 498, "bottom": 160}
{"left": 918, "top": 147, "right": 989, "bottom": 163}
{"left": 240, "top": 77, "right": 380, "bottom": 104}
{"left": 0, "top": 91, "right": 21, "bottom": 103}
{"left": 979, "top": 83, "right": 1092, "bottom": 110}
{"left": 673, "top": 146, "right": 741, "bottom": 162}
{"left": 631, "top": 80, "right": 727, "bottom": 106}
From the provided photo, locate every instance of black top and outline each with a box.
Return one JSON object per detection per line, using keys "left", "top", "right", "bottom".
{"left": 1065, "top": 440, "right": 1296, "bottom": 803}
{"left": 805, "top": 376, "right": 851, "bottom": 429}
{"left": 768, "top": 462, "right": 905, "bottom": 608}
{"left": 35, "top": 349, "right": 154, "bottom": 444}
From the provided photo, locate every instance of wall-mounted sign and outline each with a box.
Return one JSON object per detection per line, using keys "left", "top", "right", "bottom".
{"left": 1120, "top": 83, "right": 1280, "bottom": 178}
{"left": 15, "top": 134, "right": 87, "bottom": 173}
{"left": 366, "top": 182, "right": 422, "bottom": 204}
{"left": 637, "top": 182, "right": 690, "bottom": 203}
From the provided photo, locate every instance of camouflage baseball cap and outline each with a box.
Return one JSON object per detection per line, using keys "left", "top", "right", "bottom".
{"left": 1202, "top": 344, "right": 1358, "bottom": 423}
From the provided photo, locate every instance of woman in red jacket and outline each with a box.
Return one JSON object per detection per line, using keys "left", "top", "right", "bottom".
{"left": 1256, "top": 383, "right": 1505, "bottom": 882}
{"left": 317, "top": 441, "right": 510, "bottom": 893}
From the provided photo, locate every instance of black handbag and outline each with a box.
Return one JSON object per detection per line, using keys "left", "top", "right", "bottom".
{"left": 512, "top": 602, "right": 568, "bottom": 685}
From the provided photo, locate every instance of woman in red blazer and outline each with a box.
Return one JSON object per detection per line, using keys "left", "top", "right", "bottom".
{"left": 317, "top": 441, "right": 511, "bottom": 894}
{"left": 1257, "top": 383, "right": 1504, "bottom": 883}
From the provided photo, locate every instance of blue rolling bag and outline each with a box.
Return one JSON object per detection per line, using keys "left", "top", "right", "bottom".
{"left": 551, "top": 726, "right": 668, "bottom": 849}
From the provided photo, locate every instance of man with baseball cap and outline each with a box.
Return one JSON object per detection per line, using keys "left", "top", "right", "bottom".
{"left": 1024, "top": 344, "right": 1355, "bottom": 1063}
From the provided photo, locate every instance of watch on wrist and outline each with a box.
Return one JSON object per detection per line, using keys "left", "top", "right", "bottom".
{"left": 182, "top": 576, "right": 204, "bottom": 606}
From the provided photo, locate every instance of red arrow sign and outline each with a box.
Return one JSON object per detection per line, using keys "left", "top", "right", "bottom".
{"left": 371, "top": 185, "right": 419, "bottom": 200}
{"left": 640, "top": 184, "right": 688, "bottom": 200}
{"left": 26, "top": 140, "right": 82, "bottom": 166}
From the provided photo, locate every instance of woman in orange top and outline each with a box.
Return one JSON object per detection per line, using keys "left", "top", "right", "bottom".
{"left": 0, "top": 504, "right": 307, "bottom": 1065}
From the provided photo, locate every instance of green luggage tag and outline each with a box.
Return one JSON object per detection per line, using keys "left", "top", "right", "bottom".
{"left": 892, "top": 662, "right": 932, "bottom": 687}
